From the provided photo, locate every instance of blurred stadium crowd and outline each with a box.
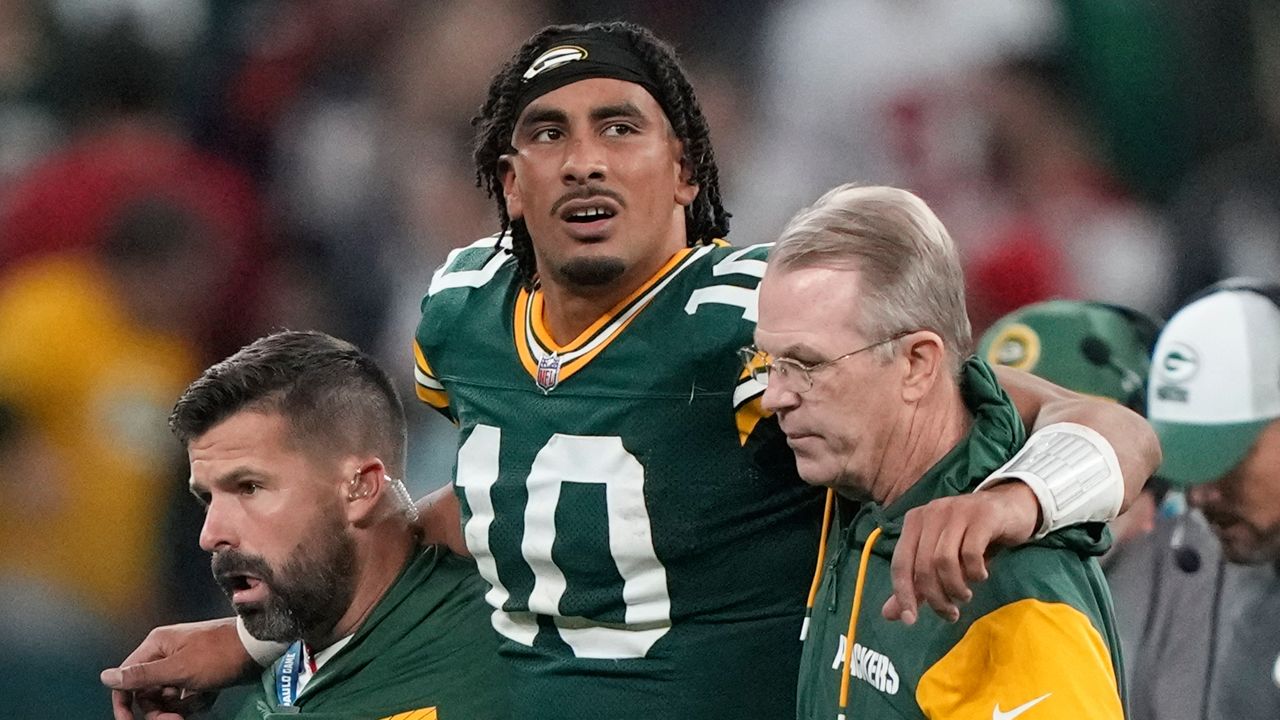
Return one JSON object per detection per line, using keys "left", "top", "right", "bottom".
{"left": 0, "top": 0, "right": 1276, "bottom": 717}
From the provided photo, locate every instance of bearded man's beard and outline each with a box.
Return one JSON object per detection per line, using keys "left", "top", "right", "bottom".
{"left": 212, "top": 518, "right": 356, "bottom": 644}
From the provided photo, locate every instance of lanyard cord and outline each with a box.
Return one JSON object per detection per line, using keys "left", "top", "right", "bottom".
{"left": 802, "top": 489, "right": 837, "bottom": 641}
{"left": 837, "top": 526, "right": 883, "bottom": 720}
{"left": 275, "top": 641, "right": 305, "bottom": 707}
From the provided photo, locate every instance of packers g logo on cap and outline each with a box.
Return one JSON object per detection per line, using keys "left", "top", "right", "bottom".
{"left": 1158, "top": 342, "right": 1199, "bottom": 384}
{"left": 986, "top": 323, "right": 1041, "bottom": 372}
{"left": 523, "top": 45, "right": 589, "bottom": 81}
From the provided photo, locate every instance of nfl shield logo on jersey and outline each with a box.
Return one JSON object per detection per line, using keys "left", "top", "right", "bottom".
{"left": 536, "top": 352, "right": 562, "bottom": 393}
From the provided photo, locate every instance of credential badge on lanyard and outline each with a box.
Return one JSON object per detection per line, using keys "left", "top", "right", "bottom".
{"left": 275, "top": 640, "right": 305, "bottom": 711}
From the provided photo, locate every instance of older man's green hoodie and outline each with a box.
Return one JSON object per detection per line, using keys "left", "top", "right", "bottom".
{"left": 797, "top": 359, "right": 1125, "bottom": 720}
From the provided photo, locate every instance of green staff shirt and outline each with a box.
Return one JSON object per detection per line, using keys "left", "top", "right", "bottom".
{"left": 235, "top": 547, "right": 509, "bottom": 720}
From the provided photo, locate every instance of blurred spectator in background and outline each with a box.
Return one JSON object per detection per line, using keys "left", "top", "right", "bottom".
{"left": 732, "top": 0, "right": 1177, "bottom": 333}
{"left": 732, "top": 0, "right": 1059, "bottom": 248}
{"left": 216, "top": 0, "right": 406, "bottom": 352}
{"left": 965, "top": 58, "right": 1172, "bottom": 330}
{"left": 1054, "top": 1, "right": 1259, "bottom": 205}
{"left": 1166, "top": 3, "right": 1280, "bottom": 305}
{"left": 0, "top": 17, "right": 269, "bottom": 361}
{"left": 0, "top": 196, "right": 225, "bottom": 624}
{"left": 0, "top": 196, "right": 226, "bottom": 718}
{"left": 1, "top": 459, "right": 117, "bottom": 719}
{"left": 0, "top": 0, "right": 61, "bottom": 192}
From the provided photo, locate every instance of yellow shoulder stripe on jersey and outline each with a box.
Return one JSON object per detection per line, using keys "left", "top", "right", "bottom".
{"left": 736, "top": 396, "right": 769, "bottom": 445}
{"left": 514, "top": 245, "right": 707, "bottom": 386}
{"left": 916, "top": 598, "right": 1122, "bottom": 719}
{"left": 415, "top": 385, "right": 450, "bottom": 410}
{"left": 377, "top": 707, "right": 438, "bottom": 720}
{"left": 412, "top": 340, "right": 450, "bottom": 410}
{"left": 734, "top": 365, "right": 770, "bottom": 445}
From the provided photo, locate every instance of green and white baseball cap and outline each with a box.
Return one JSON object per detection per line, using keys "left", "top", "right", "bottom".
{"left": 978, "top": 300, "right": 1160, "bottom": 413}
{"left": 1148, "top": 279, "right": 1280, "bottom": 486}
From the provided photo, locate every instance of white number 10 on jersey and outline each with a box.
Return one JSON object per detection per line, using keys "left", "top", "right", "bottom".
{"left": 455, "top": 425, "right": 673, "bottom": 659}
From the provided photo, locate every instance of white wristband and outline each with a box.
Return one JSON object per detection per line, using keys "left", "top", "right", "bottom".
{"left": 976, "top": 422, "right": 1125, "bottom": 539}
{"left": 236, "top": 616, "right": 289, "bottom": 667}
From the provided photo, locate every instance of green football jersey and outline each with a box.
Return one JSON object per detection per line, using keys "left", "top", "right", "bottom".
{"left": 414, "top": 236, "right": 822, "bottom": 719}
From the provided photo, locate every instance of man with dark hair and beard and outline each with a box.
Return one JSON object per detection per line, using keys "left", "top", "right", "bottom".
{"left": 109, "top": 330, "right": 508, "bottom": 720}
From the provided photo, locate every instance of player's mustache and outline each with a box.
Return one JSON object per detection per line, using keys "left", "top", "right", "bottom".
{"left": 211, "top": 549, "right": 276, "bottom": 590}
{"left": 549, "top": 186, "right": 625, "bottom": 217}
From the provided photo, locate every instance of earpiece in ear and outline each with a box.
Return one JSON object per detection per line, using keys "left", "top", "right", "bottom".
{"left": 348, "top": 472, "right": 374, "bottom": 501}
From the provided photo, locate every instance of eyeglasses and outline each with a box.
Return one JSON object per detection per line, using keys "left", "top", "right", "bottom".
{"left": 739, "top": 331, "right": 913, "bottom": 393}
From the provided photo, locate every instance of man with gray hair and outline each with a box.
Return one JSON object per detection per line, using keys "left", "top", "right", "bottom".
{"left": 751, "top": 185, "right": 1126, "bottom": 719}
{"left": 107, "top": 330, "right": 508, "bottom": 719}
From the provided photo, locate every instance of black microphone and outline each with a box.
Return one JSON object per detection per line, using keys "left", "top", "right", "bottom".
{"left": 1079, "top": 336, "right": 1145, "bottom": 403}
{"left": 1160, "top": 490, "right": 1203, "bottom": 574}
{"left": 1169, "top": 513, "right": 1202, "bottom": 574}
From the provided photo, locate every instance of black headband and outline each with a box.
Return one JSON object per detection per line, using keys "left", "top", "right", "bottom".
{"left": 512, "top": 32, "right": 669, "bottom": 124}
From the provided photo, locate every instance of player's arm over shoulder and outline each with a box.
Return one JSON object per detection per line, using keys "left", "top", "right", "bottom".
{"left": 991, "top": 363, "right": 1159, "bottom": 519}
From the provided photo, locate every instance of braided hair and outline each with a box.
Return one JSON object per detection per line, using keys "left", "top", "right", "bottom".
{"left": 472, "top": 21, "right": 731, "bottom": 286}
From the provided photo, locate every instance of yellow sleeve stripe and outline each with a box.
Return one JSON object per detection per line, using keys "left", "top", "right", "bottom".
{"left": 733, "top": 362, "right": 771, "bottom": 445}
{"left": 736, "top": 396, "right": 769, "bottom": 446}
{"left": 916, "top": 599, "right": 1122, "bottom": 719}
{"left": 415, "top": 385, "right": 450, "bottom": 410}
{"left": 411, "top": 340, "right": 450, "bottom": 411}
{"left": 377, "top": 707, "right": 438, "bottom": 720}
